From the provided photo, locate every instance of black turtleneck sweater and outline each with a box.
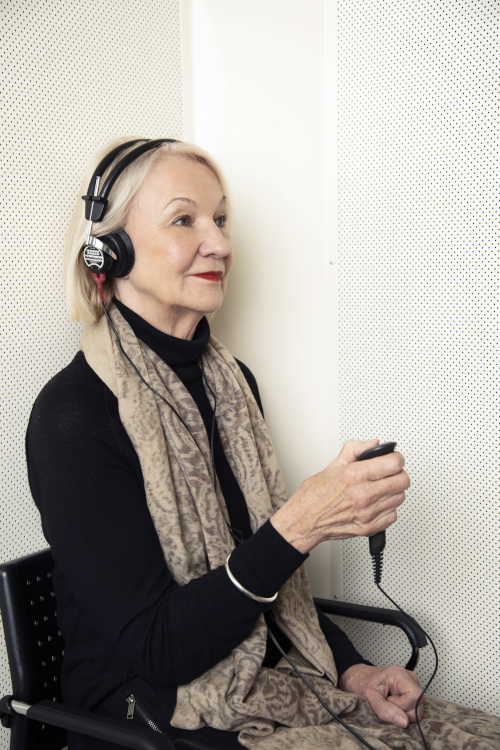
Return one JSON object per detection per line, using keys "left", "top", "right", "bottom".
{"left": 26, "top": 301, "right": 369, "bottom": 720}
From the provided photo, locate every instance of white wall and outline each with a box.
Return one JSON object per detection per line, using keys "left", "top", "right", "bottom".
{"left": 181, "top": 0, "right": 340, "bottom": 599}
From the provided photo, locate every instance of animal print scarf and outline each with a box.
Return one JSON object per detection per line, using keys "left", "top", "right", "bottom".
{"left": 81, "top": 305, "right": 500, "bottom": 749}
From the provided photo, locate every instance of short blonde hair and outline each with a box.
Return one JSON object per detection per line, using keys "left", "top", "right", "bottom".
{"left": 63, "top": 136, "right": 231, "bottom": 325}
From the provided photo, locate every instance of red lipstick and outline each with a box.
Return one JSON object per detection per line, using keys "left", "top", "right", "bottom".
{"left": 193, "top": 272, "right": 222, "bottom": 282}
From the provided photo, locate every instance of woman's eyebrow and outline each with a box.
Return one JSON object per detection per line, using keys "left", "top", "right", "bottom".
{"left": 164, "top": 195, "right": 227, "bottom": 210}
{"left": 164, "top": 196, "right": 197, "bottom": 209}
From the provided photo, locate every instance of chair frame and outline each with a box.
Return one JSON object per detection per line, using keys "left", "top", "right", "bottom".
{"left": 0, "top": 548, "right": 427, "bottom": 750}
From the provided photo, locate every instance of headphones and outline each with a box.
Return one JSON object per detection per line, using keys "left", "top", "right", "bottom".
{"left": 81, "top": 138, "right": 178, "bottom": 279}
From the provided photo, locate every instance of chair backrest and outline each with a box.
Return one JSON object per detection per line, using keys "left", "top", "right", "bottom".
{"left": 0, "top": 548, "right": 66, "bottom": 749}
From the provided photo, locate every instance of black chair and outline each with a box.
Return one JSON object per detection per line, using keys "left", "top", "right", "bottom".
{"left": 0, "top": 549, "right": 427, "bottom": 750}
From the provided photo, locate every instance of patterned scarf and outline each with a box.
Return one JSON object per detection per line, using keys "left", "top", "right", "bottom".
{"left": 81, "top": 306, "right": 500, "bottom": 750}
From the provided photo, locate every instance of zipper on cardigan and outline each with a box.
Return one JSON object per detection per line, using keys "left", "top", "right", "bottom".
{"left": 126, "top": 694, "right": 135, "bottom": 719}
{"left": 125, "top": 694, "right": 168, "bottom": 736}
{"left": 125, "top": 694, "right": 219, "bottom": 750}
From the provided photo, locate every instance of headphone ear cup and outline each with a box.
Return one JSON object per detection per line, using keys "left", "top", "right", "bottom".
{"left": 98, "top": 230, "right": 135, "bottom": 278}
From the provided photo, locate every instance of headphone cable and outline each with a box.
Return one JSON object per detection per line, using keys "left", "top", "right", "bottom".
{"left": 266, "top": 626, "right": 378, "bottom": 749}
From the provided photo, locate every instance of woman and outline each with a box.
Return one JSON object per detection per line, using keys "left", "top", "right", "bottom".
{"left": 27, "top": 138, "right": 500, "bottom": 750}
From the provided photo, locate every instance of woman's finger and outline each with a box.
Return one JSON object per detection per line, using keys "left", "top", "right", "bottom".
{"left": 334, "top": 439, "right": 380, "bottom": 466}
{"left": 352, "top": 452, "right": 406, "bottom": 482}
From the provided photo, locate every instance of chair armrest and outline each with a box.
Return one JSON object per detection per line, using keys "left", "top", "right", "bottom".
{"left": 3, "top": 697, "right": 174, "bottom": 750}
{"left": 314, "top": 598, "right": 427, "bottom": 671}
{"left": 314, "top": 598, "right": 427, "bottom": 649}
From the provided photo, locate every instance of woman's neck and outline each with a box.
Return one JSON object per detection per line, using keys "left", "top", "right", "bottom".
{"left": 112, "top": 288, "right": 203, "bottom": 341}
{"left": 112, "top": 297, "right": 210, "bottom": 371}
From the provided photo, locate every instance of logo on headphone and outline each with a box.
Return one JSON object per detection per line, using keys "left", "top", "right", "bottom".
{"left": 83, "top": 244, "right": 105, "bottom": 271}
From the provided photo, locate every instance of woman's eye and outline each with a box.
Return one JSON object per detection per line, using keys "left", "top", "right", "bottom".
{"left": 215, "top": 215, "right": 227, "bottom": 228}
{"left": 173, "top": 216, "right": 192, "bottom": 227}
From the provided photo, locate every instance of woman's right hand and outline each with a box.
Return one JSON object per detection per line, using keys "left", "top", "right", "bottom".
{"left": 270, "top": 439, "right": 410, "bottom": 555}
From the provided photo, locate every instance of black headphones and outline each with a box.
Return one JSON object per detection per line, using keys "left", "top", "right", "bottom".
{"left": 81, "top": 138, "right": 178, "bottom": 279}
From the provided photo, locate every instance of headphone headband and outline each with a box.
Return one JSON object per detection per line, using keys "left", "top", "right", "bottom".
{"left": 81, "top": 136, "right": 179, "bottom": 282}
{"left": 82, "top": 138, "right": 178, "bottom": 222}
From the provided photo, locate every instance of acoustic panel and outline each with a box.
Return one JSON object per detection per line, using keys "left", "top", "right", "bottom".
{"left": 0, "top": 1, "right": 183, "bottom": 746}
{"left": 338, "top": 0, "right": 499, "bottom": 715}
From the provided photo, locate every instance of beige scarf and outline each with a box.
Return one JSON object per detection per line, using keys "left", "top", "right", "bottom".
{"left": 81, "top": 306, "right": 500, "bottom": 750}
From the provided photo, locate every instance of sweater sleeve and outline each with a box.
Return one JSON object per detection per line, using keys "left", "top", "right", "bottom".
{"left": 315, "top": 607, "right": 373, "bottom": 676}
{"left": 26, "top": 354, "right": 305, "bottom": 688}
{"left": 230, "top": 523, "right": 372, "bottom": 677}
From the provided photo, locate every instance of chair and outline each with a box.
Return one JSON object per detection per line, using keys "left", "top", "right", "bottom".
{"left": 0, "top": 549, "right": 427, "bottom": 750}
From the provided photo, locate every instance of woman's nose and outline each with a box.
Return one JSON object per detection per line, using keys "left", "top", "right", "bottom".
{"left": 198, "top": 222, "right": 231, "bottom": 257}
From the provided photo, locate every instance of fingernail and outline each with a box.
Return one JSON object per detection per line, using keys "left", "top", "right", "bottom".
{"left": 396, "top": 716, "right": 408, "bottom": 728}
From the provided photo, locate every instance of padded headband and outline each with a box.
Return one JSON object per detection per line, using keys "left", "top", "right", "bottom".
{"left": 82, "top": 138, "right": 178, "bottom": 222}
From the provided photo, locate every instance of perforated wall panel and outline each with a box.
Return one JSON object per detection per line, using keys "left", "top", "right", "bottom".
{"left": 338, "top": 0, "right": 498, "bottom": 715}
{"left": 0, "top": 1, "right": 182, "bottom": 745}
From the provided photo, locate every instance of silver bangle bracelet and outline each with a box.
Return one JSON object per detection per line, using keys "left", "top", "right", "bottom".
{"left": 225, "top": 555, "right": 278, "bottom": 603}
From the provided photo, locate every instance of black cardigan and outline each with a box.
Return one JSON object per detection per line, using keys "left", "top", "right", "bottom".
{"left": 26, "top": 302, "right": 369, "bottom": 718}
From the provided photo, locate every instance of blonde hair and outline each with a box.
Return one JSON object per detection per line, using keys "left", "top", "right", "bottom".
{"left": 63, "top": 137, "right": 231, "bottom": 325}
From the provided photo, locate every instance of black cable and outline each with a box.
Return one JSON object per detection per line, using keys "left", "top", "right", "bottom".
{"left": 375, "top": 581, "right": 439, "bottom": 750}
{"left": 266, "top": 627, "right": 378, "bottom": 750}
{"left": 265, "top": 549, "right": 438, "bottom": 750}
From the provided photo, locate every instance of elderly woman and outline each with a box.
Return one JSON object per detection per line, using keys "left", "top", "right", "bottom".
{"left": 27, "top": 138, "right": 500, "bottom": 750}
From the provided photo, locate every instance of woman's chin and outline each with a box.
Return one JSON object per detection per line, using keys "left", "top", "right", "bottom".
{"left": 194, "top": 293, "right": 225, "bottom": 316}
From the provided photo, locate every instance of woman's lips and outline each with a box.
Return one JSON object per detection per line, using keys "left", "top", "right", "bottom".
{"left": 193, "top": 272, "right": 223, "bottom": 282}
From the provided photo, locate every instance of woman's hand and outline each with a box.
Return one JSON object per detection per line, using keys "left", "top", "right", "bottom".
{"left": 338, "top": 663, "right": 425, "bottom": 728}
{"left": 270, "top": 439, "right": 410, "bottom": 554}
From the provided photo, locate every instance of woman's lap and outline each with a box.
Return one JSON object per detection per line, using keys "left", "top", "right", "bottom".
{"left": 80, "top": 678, "right": 500, "bottom": 750}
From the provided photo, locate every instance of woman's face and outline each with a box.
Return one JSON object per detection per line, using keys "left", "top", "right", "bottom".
{"left": 114, "top": 154, "right": 233, "bottom": 339}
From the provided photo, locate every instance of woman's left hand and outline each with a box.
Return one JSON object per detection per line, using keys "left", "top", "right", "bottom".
{"left": 338, "top": 663, "right": 425, "bottom": 728}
